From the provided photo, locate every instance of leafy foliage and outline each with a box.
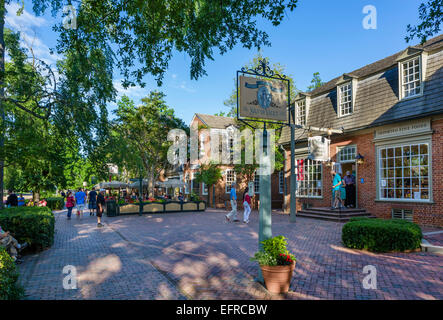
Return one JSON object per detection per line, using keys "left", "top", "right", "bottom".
{"left": 342, "top": 218, "right": 422, "bottom": 253}
{"left": 307, "top": 72, "right": 324, "bottom": 92}
{"left": 406, "top": 0, "right": 442, "bottom": 44}
{"left": 251, "top": 235, "right": 296, "bottom": 266}
{"left": 194, "top": 162, "right": 222, "bottom": 204}
{"left": 45, "top": 197, "right": 64, "bottom": 210}
{"left": 0, "top": 206, "right": 55, "bottom": 250}
{"left": 0, "top": 247, "right": 24, "bottom": 300}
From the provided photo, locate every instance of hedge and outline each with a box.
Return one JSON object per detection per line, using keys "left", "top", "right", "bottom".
{"left": 0, "top": 207, "right": 55, "bottom": 251}
{"left": 342, "top": 218, "right": 422, "bottom": 253}
{"left": 0, "top": 247, "right": 24, "bottom": 300}
{"left": 46, "top": 197, "right": 65, "bottom": 210}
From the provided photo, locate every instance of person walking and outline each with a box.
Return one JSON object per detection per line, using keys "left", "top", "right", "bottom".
{"left": 96, "top": 189, "right": 106, "bottom": 228}
{"left": 75, "top": 188, "right": 86, "bottom": 218}
{"left": 65, "top": 191, "right": 75, "bottom": 220}
{"left": 88, "top": 188, "right": 98, "bottom": 216}
{"left": 340, "top": 175, "right": 346, "bottom": 209}
{"left": 344, "top": 171, "right": 356, "bottom": 208}
{"left": 242, "top": 187, "right": 252, "bottom": 224}
{"left": 225, "top": 183, "right": 238, "bottom": 222}
{"left": 331, "top": 170, "right": 342, "bottom": 210}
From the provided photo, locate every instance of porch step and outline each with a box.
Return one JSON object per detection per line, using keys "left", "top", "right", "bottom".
{"left": 297, "top": 207, "right": 374, "bottom": 222}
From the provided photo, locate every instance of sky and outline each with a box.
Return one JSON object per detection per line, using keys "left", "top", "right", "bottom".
{"left": 5, "top": 0, "right": 431, "bottom": 125}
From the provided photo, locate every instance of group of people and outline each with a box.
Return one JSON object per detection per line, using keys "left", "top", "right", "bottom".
{"left": 331, "top": 170, "right": 356, "bottom": 210}
{"left": 62, "top": 187, "right": 106, "bottom": 227}
{"left": 225, "top": 183, "right": 252, "bottom": 224}
{"left": 4, "top": 190, "right": 26, "bottom": 207}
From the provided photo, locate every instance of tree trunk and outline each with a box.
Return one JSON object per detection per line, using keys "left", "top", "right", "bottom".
{"left": 0, "top": 0, "right": 5, "bottom": 209}
{"left": 33, "top": 190, "right": 40, "bottom": 204}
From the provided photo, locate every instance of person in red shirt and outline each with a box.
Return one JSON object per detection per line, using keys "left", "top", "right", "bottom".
{"left": 65, "top": 191, "right": 75, "bottom": 220}
{"left": 242, "top": 187, "right": 252, "bottom": 224}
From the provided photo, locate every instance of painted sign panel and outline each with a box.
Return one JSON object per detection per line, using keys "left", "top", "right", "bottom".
{"left": 308, "top": 136, "right": 330, "bottom": 162}
{"left": 374, "top": 119, "right": 431, "bottom": 140}
{"left": 239, "top": 75, "right": 288, "bottom": 121}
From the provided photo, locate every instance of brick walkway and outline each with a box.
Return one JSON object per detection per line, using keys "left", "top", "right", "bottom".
{"left": 18, "top": 208, "right": 443, "bottom": 300}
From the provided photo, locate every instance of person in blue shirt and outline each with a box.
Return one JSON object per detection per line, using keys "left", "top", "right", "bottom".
{"left": 75, "top": 188, "right": 87, "bottom": 218}
{"left": 331, "top": 170, "right": 342, "bottom": 210}
{"left": 225, "top": 183, "right": 239, "bottom": 222}
{"left": 18, "top": 194, "right": 25, "bottom": 207}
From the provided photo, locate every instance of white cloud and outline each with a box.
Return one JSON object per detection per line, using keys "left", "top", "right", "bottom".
{"left": 5, "top": 3, "right": 60, "bottom": 68}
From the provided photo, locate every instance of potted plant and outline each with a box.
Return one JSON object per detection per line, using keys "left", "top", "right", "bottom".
{"left": 250, "top": 235, "right": 296, "bottom": 294}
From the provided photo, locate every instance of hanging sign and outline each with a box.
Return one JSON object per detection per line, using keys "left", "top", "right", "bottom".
{"left": 239, "top": 75, "right": 288, "bottom": 121}
{"left": 308, "top": 136, "right": 330, "bottom": 162}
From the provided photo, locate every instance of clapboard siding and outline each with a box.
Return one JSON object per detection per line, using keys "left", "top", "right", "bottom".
{"left": 279, "top": 35, "right": 443, "bottom": 145}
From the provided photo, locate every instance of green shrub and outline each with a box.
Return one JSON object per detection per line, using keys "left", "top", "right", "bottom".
{"left": 46, "top": 197, "right": 65, "bottom": 210}
{"left": 0, "top": 207, "right": 55, "bottom": 251}
{"left": 250, "top": 235, "right": 296, "bottom": 266}
{"left": 0, "top": 247, "right": 24, "bottom": 300}
{"left": 342, "top": 218, "right": 422, "bottom": 253}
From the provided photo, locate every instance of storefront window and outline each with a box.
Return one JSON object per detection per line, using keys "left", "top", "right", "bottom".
{"left": 296, "top": 159, "right": 322, "bottom": 198}
{"left": 379, "top": 143, "right": 429, "bottom": 200}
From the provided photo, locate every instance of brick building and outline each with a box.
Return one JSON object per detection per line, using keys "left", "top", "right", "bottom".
{"left": 179, "top": 113, "right": 285, "bottom": 210}
{"left": 279, "top": 35, "right": 443, "bottom": 227}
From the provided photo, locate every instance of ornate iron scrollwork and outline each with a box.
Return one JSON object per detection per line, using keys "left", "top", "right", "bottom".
{"left": 240, "top": 58, "right": 287, "bottom": 80}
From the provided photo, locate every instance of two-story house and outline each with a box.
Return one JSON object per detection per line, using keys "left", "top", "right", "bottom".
{"left": 279, "top": 34, "right": 443, "bottom": 227}
{"left": 181, "top": 113, "right": 285, "bottom": 210}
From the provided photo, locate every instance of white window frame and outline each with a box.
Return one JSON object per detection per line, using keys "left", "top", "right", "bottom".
{"left": 279, "top": 171, "right": 284, "bottom": 194}
{"left": 296, "top": 158, "right": 323, "bottom": 198}
{"left": 184, "top": 173, "right": 190, "bottom": 194}
{"left": 254, "top": 171, "right": 260, "bottom": 194}
{"left": 399, "top": 56, "right": 422, "bottom": 100}
{"left": 338, "top": 82, "right": 353, "bottom": 117}
{"left": 296, "top": 99, "right": 306, "bottom": 126}
{"left": 225, "top": 169, "right": 236, "bottom": 193}
{"left": 336, "top": 145, "right": 357, "bottom": 163}
{"left": 202, "top": 182, "right": 208, "bottom": 195}
{"left": 191, "top": 178, "right": 200, "bottom": 195}
{"left": 377, "top": 142, "right": 431, "bottom": 202}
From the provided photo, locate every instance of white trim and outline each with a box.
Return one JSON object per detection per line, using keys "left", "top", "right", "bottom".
{"left": 337, "top": 81, "right": 353, "bottom": 117}
{"left": 278, "top": 171, "right": 284, "bottom": 194}
{"left": 398, "top": 55, "right": 423, "bottom": 100}
{"left": 202, "top": 182, "right": 208, "bottom": 195}
{"left": 336, "top": 145, "right": 357, "bottom": 163}
{"left": 225, "top": 169, "right": 236, "bottom": 194}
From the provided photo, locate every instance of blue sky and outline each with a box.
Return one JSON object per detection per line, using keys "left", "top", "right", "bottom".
{"left": 5, "top": 0, "right": 428, "bottom": 124}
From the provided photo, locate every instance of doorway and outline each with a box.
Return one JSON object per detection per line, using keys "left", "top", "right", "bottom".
{"left": 341, "top": 162, "right": 357, "bottom": 208}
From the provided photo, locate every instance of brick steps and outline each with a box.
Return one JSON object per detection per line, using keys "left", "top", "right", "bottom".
{"left": 297, "top": 207, "right": 374, "bottom": 222}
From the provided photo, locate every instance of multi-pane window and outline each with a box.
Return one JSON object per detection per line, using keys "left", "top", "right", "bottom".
{"left": 297, "top": 99, "right": 306, "bottom": 126}
{"left": 296, "top": 159, "right": 322, "bottom": 197}
{"left": 184, "top": 174, "right": 190, "bottom": 194}
{"left": 401, "top": 57, "right": 421, "bottom": 98}
{"left": 202, "top": 182, "right": 208, "bottom": 195}
{"left": 254, "top": 172, "right": 260, "bottom": 194}
{"left": 279, "top": 171, "right": 284, "bottom": 194}
{"left": 192, "top": 179, "right": 200, "bottom": 194}
{"left": 337, "top": 146, "right": 356, "bottom": 162}
{"left": 379, "top": 143, "right": 429, "bottom": 201}
{"left": 226, "top": 169, "right": 236, "bottom": 193}
{"left": 339, "top": 83, "right": 352, "bottom": 116}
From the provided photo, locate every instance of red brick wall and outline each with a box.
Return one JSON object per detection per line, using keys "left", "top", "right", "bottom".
{"left": 283, "top": 119, "right": 443, "bottom": 227}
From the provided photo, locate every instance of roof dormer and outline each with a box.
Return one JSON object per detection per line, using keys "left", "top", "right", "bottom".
{"left": 336, "top": 73, "right": 358, "bottom": 117}
{"left": 396, "top": 47, "right": 427, "bottom": 100}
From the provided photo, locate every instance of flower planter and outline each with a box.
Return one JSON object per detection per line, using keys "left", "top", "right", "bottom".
{"left": 260, "top": 261, "right": 295, "bottom": 294}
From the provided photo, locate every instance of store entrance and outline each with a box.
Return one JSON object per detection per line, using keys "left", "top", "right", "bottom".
{"left": 341, "top": 162, "right": 357, "bottom": 208}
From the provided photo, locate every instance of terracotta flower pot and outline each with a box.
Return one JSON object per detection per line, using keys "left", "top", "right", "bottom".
{"left": 260, "top": 261, "right": 296, "bottom": 294}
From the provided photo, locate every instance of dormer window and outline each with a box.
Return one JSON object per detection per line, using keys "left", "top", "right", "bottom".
{"left": 296, "top": 99, "right": 306, "bottom": 126}
{"left": 400, "top": 57, "right": 421, "bottom": 99}
{"left": 338, "top": 82, "right": 353, "bottom": 116}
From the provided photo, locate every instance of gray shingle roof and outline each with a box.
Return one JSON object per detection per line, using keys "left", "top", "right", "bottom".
{"left": 194, "top": 113, "right": 237, "bottom": 129}
{"left": 279, "top": 34, "right": 443, "bottom": 145}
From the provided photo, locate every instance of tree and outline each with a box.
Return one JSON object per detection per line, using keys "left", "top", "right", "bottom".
{"left": 1, "top": 0, "right": 299, "bottom": 207}
{"left": 112, "top": 93, "right": 188, "bottom": 196}
{"left": 307, "top": 72, "right": 324, "bottom": 92}
{"left": 406, "top": 0, "right": 442, "bottom": 44}
{"left": 194, "top": 162, "right": 222, "bottom": 206}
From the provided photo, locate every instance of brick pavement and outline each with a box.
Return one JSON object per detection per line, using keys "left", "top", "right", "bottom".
{"left": 18, "top": 208, "right": 443, "bottom": 300}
